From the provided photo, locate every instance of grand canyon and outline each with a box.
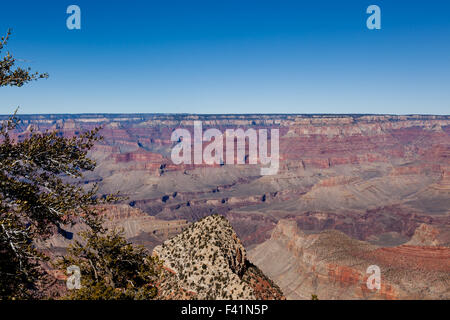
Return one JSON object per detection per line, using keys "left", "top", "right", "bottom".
{"left": 4, "top": 113, "right": 449, "bottom": 299}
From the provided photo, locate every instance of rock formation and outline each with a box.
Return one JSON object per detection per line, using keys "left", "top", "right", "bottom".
{"left": 153, "top": 215, "right": 284, "bottom": 300}
{"left": 406, "top": 223, "right": 450, "bottom": 247}
{"left": 249, "top": 220, "right": 450, "bottom": 300}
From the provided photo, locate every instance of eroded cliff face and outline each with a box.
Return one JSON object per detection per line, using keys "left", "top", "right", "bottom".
{"left": 248, "top": 220, "right": 450, "bottom": 300}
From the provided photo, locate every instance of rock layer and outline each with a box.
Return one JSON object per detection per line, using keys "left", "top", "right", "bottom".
{"left": 249, "top": 220, "right": 450, "bottom": 299}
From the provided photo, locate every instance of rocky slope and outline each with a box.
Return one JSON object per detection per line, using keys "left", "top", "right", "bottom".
{"left": 249, "top": 220, "right": 450, "bottom": 300}
{"left": 153, "top": 215, "right": 284, "bottom": 300}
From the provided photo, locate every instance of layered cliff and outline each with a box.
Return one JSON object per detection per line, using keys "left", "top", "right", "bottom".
{"left": 249, "top": 220, "right": 450, "bottom": 300}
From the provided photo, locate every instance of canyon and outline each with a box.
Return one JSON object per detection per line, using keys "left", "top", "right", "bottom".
{"left": 4, "top": 113, "right": 449, "bottom": 299}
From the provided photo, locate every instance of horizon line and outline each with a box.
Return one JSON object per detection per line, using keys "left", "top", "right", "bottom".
{"left": 1, "top": 113, "right": 449, "bottom": 117}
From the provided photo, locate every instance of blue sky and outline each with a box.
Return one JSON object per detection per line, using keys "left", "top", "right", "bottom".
{"left": 1, "top": 0, "right": 449, "bottom": 115}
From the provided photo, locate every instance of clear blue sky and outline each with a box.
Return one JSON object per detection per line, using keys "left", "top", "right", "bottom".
{"left": 1, "top": 0, "right": 449, "bottom": 115}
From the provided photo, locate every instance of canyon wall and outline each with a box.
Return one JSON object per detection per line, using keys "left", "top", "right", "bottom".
{"left": 249, "top": 220, "right": 450, "bottom": 299}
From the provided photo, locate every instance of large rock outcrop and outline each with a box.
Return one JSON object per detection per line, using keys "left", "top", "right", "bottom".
{"left": 153, "top": 215, "right": 284, "bottom": 300}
